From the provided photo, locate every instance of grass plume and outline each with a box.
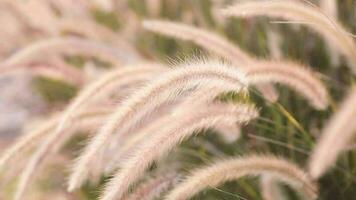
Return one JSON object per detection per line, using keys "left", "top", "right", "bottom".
{"left": 52, "top": 63, "right": 164, "bottom": 158}
{"left": 0, "top": 107, "right": 110, "bottom": 173}
{"left": 67, "top": 60, "right": 248, "bottom": 191}
{"left": 245, "top": 60, "right": 328, "bottom": 110}
{"left": 124, "top": 173, "right": 177, "bottom": 200}
{"left": 308, "top": 88, "right": 356, "bottom": 179}
{"left": 142, "top": 20, "right": 253, "bottom": 64}
{"left": 260, "top": 175, "right": 285, "bottom": 200}
{"left": 165, "top": 155, "right": 317, "bottom": 200}
{"left": 142, "top": 19, "right": 278, "bottom": 102}
{"left": 99, "top": 103, "right": 258, "bottom": 200}
{"left": 2, "top": 37, "right": 130, "bottom": 67}
{"left": 2, "top": 107, "right": 110, "bottom": 199}
{"left": 57, "top": 18, "right": 141, "bottom": 61}
{"left": 0, "top": 60, "right": 84, "bottom": 85}
{"left": 320, "top": 0, "right": 340, "bottom": 66}
{"left": 11, "top": 64, "right": 165, "bottom": 199}
{"left": 104, "top": 86, "right": 246, "bottom": 173}
{"left": 221, "top": 0, "right": 356, "bottom": 73}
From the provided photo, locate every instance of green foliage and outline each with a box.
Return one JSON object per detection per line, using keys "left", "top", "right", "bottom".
{"left": 92, "top": 9, "right": 121, "bottom": 31}
{"left": 33, "top": 77, "right": 77, "bottom": 103}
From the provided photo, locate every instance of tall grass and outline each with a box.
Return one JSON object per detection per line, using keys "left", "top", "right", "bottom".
{"left": 0, "top": 1, "right": 355, "bottom": 200}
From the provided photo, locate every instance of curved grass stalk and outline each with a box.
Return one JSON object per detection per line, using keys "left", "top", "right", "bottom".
{"left": 12, "top": 65, "right": 164, "bottom": 199}
{"left": 124, "top": 173, "right": 177, "bottom": 200}
{"left": 174, "top": 86, "right": 244, "bottom": 143}
{"left": 178, "top": 87, "right": 244, "bottom": 142}
{"left": 142, "top": 20, "right": 278, "bottom": 102}
{"left": 215, "top": 124, "right": 241, "bottom": 143}
{"left": 221, "top": 0, "right": 356, "bottom": 73}
{"left": 0, "top": 107, "right": 110, "bottom": 173}
{"left": 0, "top": 63, "right": 160, "bottom": 173}
{"left": 0, "top": 60, "right": 84, "bottom": 85}
{"left": 57, "top": 18, "right": 141, "bottom": 61}
{"left": 0, "top": 1, "right": 38, "bottom": 32}
{"left": 104, "top": 86, "right": 246, "bottom": 173}
{"left": 266, "top": 28, "right": 283, "bottom": 60}
{"left": 52, "top": 63, "right": 164, "bottom": 153}
{"left": 320, "top": 0, "right": 340, "bottom": 66}
{"left": 13, "top": 114, "right": 108, "bottom": 200}
{"left": 3, "top": 0, "right": 58, "bottom": 33}
{"left": 260, "top": 175, "right": 285, "bottom": 200}
{"left": 320, "top": 0, "right": 337, "bottom": 21}
{"left": 67, "top": 61, "right": 248, "bottom": 191}
{"left": 67, "top": 60, "right": 247, "bottom": 189}
{"left": 245, "top": 60, "right": 329, "bottom": 110}
{"left": 143, "top": 20, "right": 253, "bottom": 64}
{"left": 165, "top": 155, "right": 317, "bottom": 200}
{"left": 308, "top": 88, "right": 356, "bottom": 179}
{"left": 99, "top": 103, "right": 258, "bottom": 200}
{"left": 2, "top": 37, "right": 130, "bottom": 67}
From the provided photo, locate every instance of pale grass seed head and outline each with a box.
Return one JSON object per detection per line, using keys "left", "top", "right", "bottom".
{"left": 12, "top": 63, "right": 167, "bottom": 199}
{"left": 221, "top": 0, "right": 356, "bottom": 73}
{"left": 123, "top": 173, "right": 177, "bottom": 200}
{"left": 260, "top": 175, "right": 286, "bottom": 200}
{"left": 320, "top": 0, "right": 340, "bottom": 66}
{"left": 244, "top": 60, "right": 329, "bottom": 110}
{"left": 2, "top": 37, "right": 131, "bottom": 67}
{"left": 104, "top": 86, "right": 248, "bottom": 173}
{"left": 142, "top": 19, "right": 279, "bottom": 102}
{"left": 308, "top": 88, "right": 356, "bottom": 179}
{"left": 142, "top": 19, "right": 253, "bottom": 65}
{"left": 0, "top": 61, "right": 84, "bottom": 86}
{"left": 0, "top": 107, "right": 110, "bottom": 173}
{"left": 57, "top": 18, "right": 141, "bottom": 60}
{"left": 53, "top": 62, "right": 165, "bottom": 151}
{"left": 67, "top": 60, "right": 248, "bottom": 191}
{"left": 165, "top": 155, "right": 318, "bottom": 200}
{"left": 11, "top": 107, "right": 111, "bottom": 200}
{"left": 99, "top": 102, "right": 258, "bottom": 200}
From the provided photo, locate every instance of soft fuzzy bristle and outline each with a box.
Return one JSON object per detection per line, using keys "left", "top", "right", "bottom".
{"left": 142, "top": 19, "right": 278, "bottom": 102}
{"left": 221, "top": 0, "right": 356, "bottom": 73}
{"left": 67, "top": 60, "right": 248, "bottom": 191}
{"left": 245, "top": 60, "right": 329, "bottom": 110}
{"left": 104, "top": 86, "right": 247, "bottom": 173}
{"left": 0, "top": 107, "right": 110, "bottom": 173}
{"left": 12, "top": 108, "right": 110, "bottom": 200}
{"left": 12, "top": 64, "right": 165, "bottom": 199}
{"left": 142, "top": 20, "right": 253, "bottom": 64}
{"left": 320, "top": 0, "right": 340, "bottom": 66}
{"left": 53, "top": 63, "right": 164, "bottom": 157}
{"left": 57, "top": 18, "right": 141, "bottom": 61}
{"left": 99, "top": 103, "right": 257, "bottom": 200}
{"left": 0, "top": 61, "right": 84, "bottom": 85}
{"left": 165, "top": 155, "right": 317, "bottom": 200}
{"left": 2, "top": 37, "right": 131, "bottom": 67}
{"left": 123, "top": 173, "right": 177, "bottom": 200}
{"left": 308, "top": 88, "right": 356, "bottom": 179}
{"left": 260, "top": 175, "right": 286, "bottom": 200}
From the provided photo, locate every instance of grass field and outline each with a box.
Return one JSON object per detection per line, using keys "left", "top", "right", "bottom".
{"left": 0, "top": 0, "right": 355, "bottom": 200}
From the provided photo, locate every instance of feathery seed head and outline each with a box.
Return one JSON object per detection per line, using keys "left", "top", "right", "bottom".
{"left": 308, "top": 88, "right": 356, "bottom": 179}
{"left": 67, "top": 60, "right": 248, "bottom": 191}
{"left": 221, "top": 0, "right": 356, "bottom": 73}
{"left": 244, "top": 60, "right": 329, "bottom": 109}
{"left": 99, "top": 102, "right": 257, "bottom": 200}
{"left": 165, "top": 155, "right": 318, "bottom": 200}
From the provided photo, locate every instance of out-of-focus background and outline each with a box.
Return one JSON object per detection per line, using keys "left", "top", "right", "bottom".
{"left": 0, "top": 0, "right": 355, "bottom": 199}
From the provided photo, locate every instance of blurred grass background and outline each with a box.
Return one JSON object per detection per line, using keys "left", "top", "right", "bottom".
{"left": 3, "top": 0, "right": 356, "bottom": 199}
